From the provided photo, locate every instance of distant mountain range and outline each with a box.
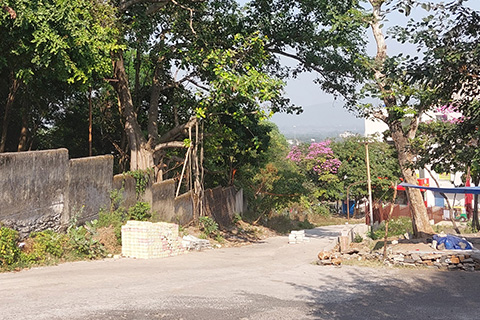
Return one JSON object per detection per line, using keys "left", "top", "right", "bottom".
{"left": 271, "top": 102, "right": 365, "bottom": 141}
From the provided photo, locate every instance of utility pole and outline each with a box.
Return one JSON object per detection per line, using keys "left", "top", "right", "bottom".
{"left": 365, "top": 142, "right": 374, "bottom": 230}
{"left": 88, "top": 87, "right": 93, "bottom": 157}
{"left": 346, "top": 180, "right": 366, "bottom": 222}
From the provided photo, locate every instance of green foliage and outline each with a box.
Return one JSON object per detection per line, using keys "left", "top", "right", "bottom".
{"left": 353, "top": 233, "right": 363, "bottom": 243}
{"left": 239, "top": 123, "right": 306, "bottom": 222}
{"left": 369, "top": 217, "right": 413, "bottom": 240}
{"left": 330, "top": 136, "right": 400, "bottom": 203}
{"left": 25, "top": 230, "right": 67, "bottom": 262}
{"left": 127, "top": 202, "right": 151, "bottom": 221}
{"left": 199, "top": 216, "right": 219, "bottom": 238}
{"left": 67, "top": 215, "right": 105, "bottom": 259}
{"left": 67, "top": 225, "right": 105, "bottom": 259}
{"left": 296, "top": 219, "right": 315, "bottom": 230}
{"left": 312, "top": 203, "right": 332, "bottom": 218}
{"left": 233, "top": 213, "right": 242, "bottom": 224}
{"left": 1, "top": 0, "right": 119, "bottom": 83}
{"left": 0, "top": 227, "right": 20, "bottom": 266}
{"left": 127, "top": 170, "right": 152, "bottom": 198}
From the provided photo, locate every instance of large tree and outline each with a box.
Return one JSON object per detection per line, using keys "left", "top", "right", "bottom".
{"left": 404, "top": 2, "right": 480, "bottom": 230}
{"left": 0, "top": 0, "right": 118, "bottom": 152}
{"left": 108, "top": 0, "right": 294, "bottom": 175}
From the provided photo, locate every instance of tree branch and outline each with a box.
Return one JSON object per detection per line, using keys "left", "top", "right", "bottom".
{"left": 119, "top": 0, "right": 168, "bottom": 12}
{"left": 154, "top": 140, "right": 187, "bottom": 151}
{"left": 170, "top": 0, "right": 197, "bottom": 35}
{"left": 158, "top": 116, "right": 197, "bottom": 143}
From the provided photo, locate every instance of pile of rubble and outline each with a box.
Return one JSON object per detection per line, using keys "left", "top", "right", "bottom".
{"left": 340, "top": 250, "right": 480, "bottom": 271}
{"left": 366, "top": 251, "right": 479, "bottom": 271}
{"left": 318, "top": 242, "right": 480, "bottom": 271}
{"left": 316, "top": 227, "right": 480, "bottom": 271}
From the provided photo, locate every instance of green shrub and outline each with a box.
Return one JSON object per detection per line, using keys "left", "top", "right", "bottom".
{"left": 97, "top": 207, "right": 128, "bottom": 244}
{"left": 0, "top": 227, "right": 20, "bottom": 266}
{"left": 297, "top": 219, "right": 315, "bottom": 230}
{"left": 67, "top": 215, "right": 105, "bottom": 259}
{"left": 199, "top": 216, "right": 219, "bottom": 238}
{"left": 233, "top": 213, "right": 242, "bottom": 224}
{"left": 128, "top": 201, "right": 151, "bottom": 221}
{"left": 353, "top": 233, "right": 363, "bottom": 243}
{"left": 369, "top": 217, "right": 413, "bottom": 239}
{"left": 26, "top": 230, "right": 67, "bottom": 262}
{"left": 67, "top": 225, "right": 106, "bottom": 259}
{"left": 313, "top": 204, "right": 332, "bottom": 218}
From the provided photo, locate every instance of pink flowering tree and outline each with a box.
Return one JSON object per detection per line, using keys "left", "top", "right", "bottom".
{"left": 287, "top": 140, "right": 341, "bottom": 200}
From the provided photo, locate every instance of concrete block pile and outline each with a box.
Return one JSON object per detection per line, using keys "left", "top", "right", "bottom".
{"left": 121, "top": 220, "right": 187, "bottom": 259}
{"left": 289, "top": 230, "right": 309, "bottom": 244}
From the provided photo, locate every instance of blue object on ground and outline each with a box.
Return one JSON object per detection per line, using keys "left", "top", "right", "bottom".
{"left": 432, "top": 234, "right": 473, "bottom": 250}
{"left": 342, "top": 201, "right": 355, "bottom": 216}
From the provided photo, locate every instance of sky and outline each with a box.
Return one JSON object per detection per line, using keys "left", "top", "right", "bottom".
{"left": 236, "top": 0, "right": 480, "bottom": 139}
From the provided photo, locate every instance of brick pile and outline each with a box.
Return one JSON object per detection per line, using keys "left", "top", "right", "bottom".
{"left": 121, "top": 220, "right": 187, "bottom": 259}
{"left": 288, "top": 230, "right": 309, "bottom": 244}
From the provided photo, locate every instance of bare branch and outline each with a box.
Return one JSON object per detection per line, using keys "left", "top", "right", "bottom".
{"left": 158, "top": 116, "right": 197, "bottom": 143}
{"left": 171, "top": 0, "right": 196, "bottom": 35}
{"left": 119, "top": 0, "right": 168, "bottom": 12}
{"left": 154, "top": 140, "right": 188, "bottom": 152}
{"left": 187, "top": 78, "right": 210, "bottom": 92}
{"left": 372, "top": 110, "right": 387, "bottom": 122}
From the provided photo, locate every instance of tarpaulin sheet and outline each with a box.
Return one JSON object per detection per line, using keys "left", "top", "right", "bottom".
{"left": 399, "top": 182, "right": 480, "bottom": 195}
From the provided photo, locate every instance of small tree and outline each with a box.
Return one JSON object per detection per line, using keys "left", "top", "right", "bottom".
{"left": 331, "top": 136, "right": 401, "bottom": 209}
{"left": 287, "top": 140, "right": 341, "bottom": 202}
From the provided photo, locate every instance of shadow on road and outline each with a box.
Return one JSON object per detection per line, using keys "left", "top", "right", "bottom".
{"left": 288, "top": 267, "right": 480, "bottom": 320}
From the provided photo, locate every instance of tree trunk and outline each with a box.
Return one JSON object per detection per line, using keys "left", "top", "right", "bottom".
{"left": 473, "top": 177, "right": 480, "bottom": 231}
{"left": 389, "top": 120, "right": 434, "bottom": 237}
{"left": 148, "top": 64, "right": 161, "bottom": 144}
{"left": 1, "top": 74, "right": 20, "bottom": 152}
{"left": 369, "top": 0, "right": 433, "bottom": 237}
{"left": 17, "top": 111, "right": 29, "bottom": 152}
{"left": 111, "top": 50, "right": 154, "bottom": 171}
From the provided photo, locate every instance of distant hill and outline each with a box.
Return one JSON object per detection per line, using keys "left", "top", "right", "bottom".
{"left": 271, "top": 102, "right": 365, "bottom": 140}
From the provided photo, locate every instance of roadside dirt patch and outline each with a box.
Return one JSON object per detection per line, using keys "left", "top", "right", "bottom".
{"left": 182, "top": 220, "right": 278, "bottom": 248}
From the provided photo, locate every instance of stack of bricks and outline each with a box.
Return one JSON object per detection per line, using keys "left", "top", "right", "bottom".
{"left": 289, "top": 230, "right": 309, "bottom": 244}
{"left": 121, "top": 220, "right": 187, "bottom": 259}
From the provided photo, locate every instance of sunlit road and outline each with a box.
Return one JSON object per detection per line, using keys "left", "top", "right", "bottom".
{"left": 1, "top": 225, "right": 479, "bottom": 320}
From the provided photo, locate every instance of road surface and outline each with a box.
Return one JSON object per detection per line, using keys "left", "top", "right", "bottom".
{"left": 1, "top": 225, "right": 479, "bottom": 320}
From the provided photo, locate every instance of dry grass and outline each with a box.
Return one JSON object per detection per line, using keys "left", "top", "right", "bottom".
{"left": 94, "top": 226, "right": 121, "bottom": 254}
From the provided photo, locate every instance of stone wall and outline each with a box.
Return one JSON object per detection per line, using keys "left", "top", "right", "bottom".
{"left": 151, "top": 180, "right": 176, "bottom": 223}
{"left": 113, "top": 175, "right": 179, "bottom": 223}
{"left": 204, "top": 186, "right": 236, "bottom": 228}
{"left": 66, "top": 155, "right": 114, "bottom": 226}
{"left": 0, "top": 149, "right": 113, "bottom": 236}
{"left": 174, "top": 191, "right": 194, "bottom": 225}
{"left": 112, "top": 174, "right": 137, "bottom": 209}
{"left": 0, "top": 149, "right": 69, "bottom": 236}
{"left": 1, "top": 149, "right": 243, "bottom": 236}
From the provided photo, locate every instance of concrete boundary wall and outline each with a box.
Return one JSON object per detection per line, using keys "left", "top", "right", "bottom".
{"left": 0, "top": 148, "right": 243, "bottom": 236}
{"left": 204, "top": 187, "right": 237, "bottom": 228}
{"left": 0, "top": 149, "right": 113, "bottom": 237}
{"left": 67, "top": 155, "right": 114, "bottom": 226}
{"left": 112, "top": 175, "right": 243, "bottom": 227}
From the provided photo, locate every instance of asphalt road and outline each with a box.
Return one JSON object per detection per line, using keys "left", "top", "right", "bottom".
{"left": 1, "top": 225, "right": 479, "bottom": 320}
